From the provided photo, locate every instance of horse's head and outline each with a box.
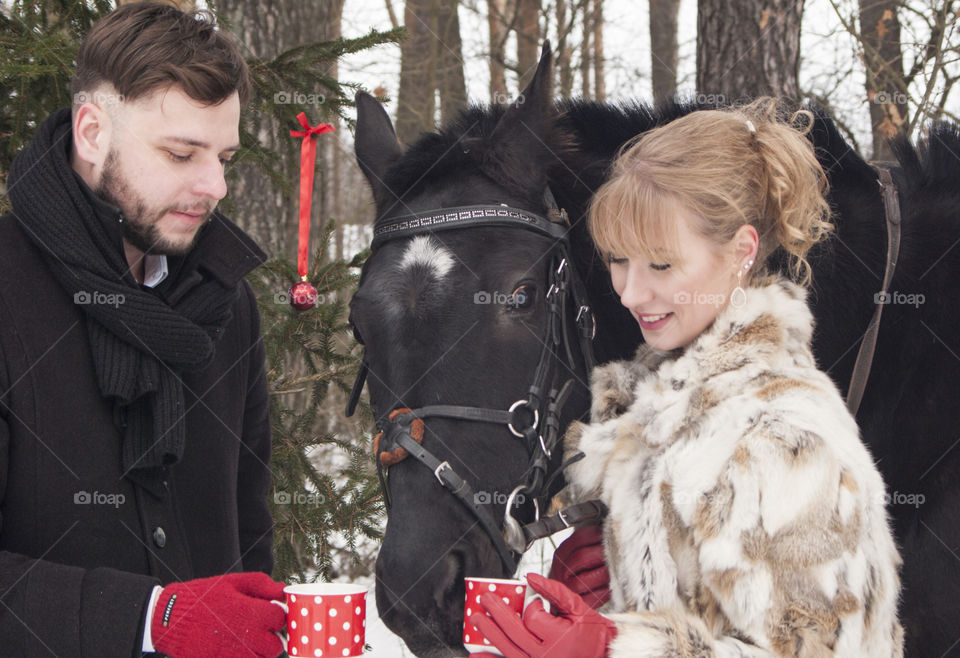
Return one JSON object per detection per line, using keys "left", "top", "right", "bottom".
{"left": 351, "top": 47, "right": 592, "bottom": 656}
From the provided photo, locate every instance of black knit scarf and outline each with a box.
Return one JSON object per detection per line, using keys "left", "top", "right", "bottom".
{"left": 6, "top": 109, "right": 266, "bottom": 488}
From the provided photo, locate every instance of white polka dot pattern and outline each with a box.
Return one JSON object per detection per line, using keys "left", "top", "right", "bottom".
{"left": 284, "top": 588, "right": 367, "bottom": 657}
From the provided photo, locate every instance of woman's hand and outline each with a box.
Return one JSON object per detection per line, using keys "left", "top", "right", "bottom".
{"left": 468, "top": 573, "right": 617, "bottom": 658}
{"left": 548, "top": 524, "right": 611, "bottom": 609}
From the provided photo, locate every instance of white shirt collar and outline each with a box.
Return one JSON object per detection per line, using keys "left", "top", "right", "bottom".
{"left": 142, "top": 254, "right": 169, "bottom": 289}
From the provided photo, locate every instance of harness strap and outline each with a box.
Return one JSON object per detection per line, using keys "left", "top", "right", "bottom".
{"left": 521, "top": 500, "right": 608, "bottom": 546}
{"left": 391, "top": 430, "right": 520, "bottom": 573}
{"left": 371, "top": 205, "right": 569, "bottom": 251}
{"left": 405, "top": 405, "right": 514, "bottom": 425}
{"left": 345, "top": 358, "right": 367, "bottom": 418}
{"left": 846, "top": 166, "right": 903, "bottom": 416}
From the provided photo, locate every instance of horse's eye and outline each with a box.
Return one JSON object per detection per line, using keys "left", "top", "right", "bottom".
{"left": 509, "top": 284, "right": 535, "bottom": 310}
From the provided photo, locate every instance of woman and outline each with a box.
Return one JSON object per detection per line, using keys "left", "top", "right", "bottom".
{"left": 469, "top": 100, "right": 904, "bottom": 657}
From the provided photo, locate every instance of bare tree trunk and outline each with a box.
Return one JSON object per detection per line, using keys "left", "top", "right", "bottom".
{"left": 216, "top": 0, "right": 345, "bottom": 255}
{"left": 397, "top": 0, "right": 438, "bottom": 144}
{"left": 592, "top": 0, "right": 605, "bottom": 101}
{"left": 696, "top": 0, "right": 803, "bottom": 101}
{"left": 516, "top": 0, "right": 540, "bottom": 89}
{"left": 438, "top": 0, "right": 467, "bottom": 121}
{"left": 859, "top": 0, "right": 909, "bottom": 160}
{"left": 488, "top": 0, "right": 509, "bottom": 100}
{"left": 580, "top": 0, "right": 592, "bottom": 99}
{"left": 397, "top": 0, "right": 466, "bottom": 143}
{"left": 555, "top": 0, "right": 574, "bottom": 97}
{"left": 649, "top": 0, "right": 680, "bottom": 101}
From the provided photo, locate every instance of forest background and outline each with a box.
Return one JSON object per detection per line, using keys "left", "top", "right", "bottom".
{"left": 1, "top": 0, "right": 958, "bottom": 651}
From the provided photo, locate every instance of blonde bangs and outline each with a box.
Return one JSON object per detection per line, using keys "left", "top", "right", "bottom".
{"left": 588, "top": 167, "right": 684, "bottom": 265}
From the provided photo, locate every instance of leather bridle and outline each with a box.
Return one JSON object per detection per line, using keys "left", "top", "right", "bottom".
{"left": 346, "top": 199, "right": 601, "bottom": 574}
{"left": 845, "top": 165, "right": 903, "bottom": 416}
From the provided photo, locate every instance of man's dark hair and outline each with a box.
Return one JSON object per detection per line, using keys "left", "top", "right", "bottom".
{"left": 71, "top": 2, "right": 251, "bottom": 108}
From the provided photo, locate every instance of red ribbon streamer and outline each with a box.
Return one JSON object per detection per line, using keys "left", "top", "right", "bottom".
{"left": 290, "top": 112, "right": 335, "bottom": 278}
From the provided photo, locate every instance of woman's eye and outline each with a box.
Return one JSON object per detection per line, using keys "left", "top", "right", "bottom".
{"left": 650, "top": 263, "right": 671, "bottom": 271}
{"left": 607, "top": 256, "right": 628, "bottom": 265}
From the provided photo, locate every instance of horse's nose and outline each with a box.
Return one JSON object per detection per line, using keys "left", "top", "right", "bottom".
{"left": 375, "top": 546, "right": 468, "bottom": 652}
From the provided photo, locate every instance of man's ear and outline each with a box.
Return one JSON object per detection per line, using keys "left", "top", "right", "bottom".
{"left": 72, "top": 101, "right": 112, "bottom": 173}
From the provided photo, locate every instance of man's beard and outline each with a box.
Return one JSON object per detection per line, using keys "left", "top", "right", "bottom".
{"left": 95, "top": 149, "right": 212, "bottom": 256}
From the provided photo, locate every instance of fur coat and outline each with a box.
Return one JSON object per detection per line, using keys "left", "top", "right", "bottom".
{"left": 564, "top": 278, "right": 903, "bottom": 657}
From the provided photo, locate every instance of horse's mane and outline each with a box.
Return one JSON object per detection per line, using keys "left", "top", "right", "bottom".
{"left": 548, "top": 97, "right": 874, "bottom": 193}
{"left": 892, "top": 122, "right": 960, "bottom": 197}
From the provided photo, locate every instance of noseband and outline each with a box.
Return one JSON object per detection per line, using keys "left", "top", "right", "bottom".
{"left": 346, "top": 198, "right": 601, "bottom": 574}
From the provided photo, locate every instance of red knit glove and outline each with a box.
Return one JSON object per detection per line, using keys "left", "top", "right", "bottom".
{"left": 151, "top": 572, "right": 286, "bottom": 658}
{"left": 548, "top": 525, "right": 610, "bottom": 609}
{"left": 468, "top": 573, "right": 617, "bottom": 658}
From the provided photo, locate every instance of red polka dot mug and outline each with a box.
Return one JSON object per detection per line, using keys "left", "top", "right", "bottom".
{"left": 463, "top": 576, "right": 534, "bottom": 656}
{"left": 283, "top": 583, "right": 367, "bottom": 657}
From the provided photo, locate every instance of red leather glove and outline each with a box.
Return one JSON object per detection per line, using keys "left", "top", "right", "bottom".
{"left": 468, "top": 572, "right": 617, "bottom": 658}
{"left": 548, "top": 524, "right": 610, "bottom": 609}
{"left": 151, "top": 572, "right": 286, "bottom": 658}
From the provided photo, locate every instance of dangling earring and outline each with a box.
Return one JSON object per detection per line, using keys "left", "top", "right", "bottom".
{"left": 730, "top": 260, "right": 753, "bottom": 309}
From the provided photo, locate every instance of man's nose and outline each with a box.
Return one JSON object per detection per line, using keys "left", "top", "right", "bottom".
{"left": 194, "top": 158, "right": 228, "bottom": 201}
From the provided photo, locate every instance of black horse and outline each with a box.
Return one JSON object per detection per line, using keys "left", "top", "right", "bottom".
{"left": 351, "top": 47, "right": 960, "bottom": 657}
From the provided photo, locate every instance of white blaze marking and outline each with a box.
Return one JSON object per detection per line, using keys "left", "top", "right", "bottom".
{"left": 399, "top": 235, "right": 455, "bottom": 279}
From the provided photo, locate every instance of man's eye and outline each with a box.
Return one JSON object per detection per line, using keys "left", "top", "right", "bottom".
{"left": 167, "top": 151, "right": 191, "bottom": 163}
{"left": 650, "top": 263, "right": 671, "bottom": 271}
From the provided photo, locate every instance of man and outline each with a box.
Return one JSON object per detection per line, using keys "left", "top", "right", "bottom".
{"left": 0, "top": 3, "right": 285, "bottom": 656}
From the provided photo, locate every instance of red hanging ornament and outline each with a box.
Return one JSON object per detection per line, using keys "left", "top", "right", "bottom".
{"left": 289, "top": 280, "right": 319, "bottom": 310}
{"left": 288, "top": 112, "right": 335, "bottom": 311}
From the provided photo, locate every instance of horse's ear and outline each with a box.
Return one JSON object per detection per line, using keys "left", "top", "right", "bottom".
{"left": 481, "top": 42, "right": 554, "bottom": 190}
{"left": 355, "top": 91, "right": 403, "bottom": 204}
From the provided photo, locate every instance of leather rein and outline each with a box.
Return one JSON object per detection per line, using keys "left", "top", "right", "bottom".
{"left": 346, "top": 199, "right": 605, "bottom": 574}
{"left": 846, "top": 166, "right": 903, "bottom": 416}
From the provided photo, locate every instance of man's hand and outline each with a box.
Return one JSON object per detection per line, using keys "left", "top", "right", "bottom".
{"left": 468, "top": 573, "right": 617, "bottom": 658}
{"left": 151, "top": 572, "right": 285, "bottom": 658}
{"left": 548, "top": 524, "right": 610, "bottom": 609}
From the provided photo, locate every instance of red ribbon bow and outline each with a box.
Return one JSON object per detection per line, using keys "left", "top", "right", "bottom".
{"left": 290, "top": 112, "right": 335, "bottom": 279}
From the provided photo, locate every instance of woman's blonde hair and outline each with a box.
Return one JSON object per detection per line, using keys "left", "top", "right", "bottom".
{"left": 588, "top": 98, "right": 833, "bottom": 286}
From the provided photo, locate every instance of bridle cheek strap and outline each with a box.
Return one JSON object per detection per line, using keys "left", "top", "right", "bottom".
{"left": 373, "top": 408, "right": 425, "bottom": 466}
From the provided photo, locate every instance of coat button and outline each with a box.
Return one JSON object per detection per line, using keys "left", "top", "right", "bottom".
{"left": 152, "top": 527, "right": 167, "bottom": 548}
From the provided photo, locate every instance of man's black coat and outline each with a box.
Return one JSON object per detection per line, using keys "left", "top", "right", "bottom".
{"left": 0, "top": 111, "right": 274, "bottom": 657}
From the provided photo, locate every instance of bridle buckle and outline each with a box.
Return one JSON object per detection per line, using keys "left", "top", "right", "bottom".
{"left": 434, "top": 460, "right": 451, "bottom": 485}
